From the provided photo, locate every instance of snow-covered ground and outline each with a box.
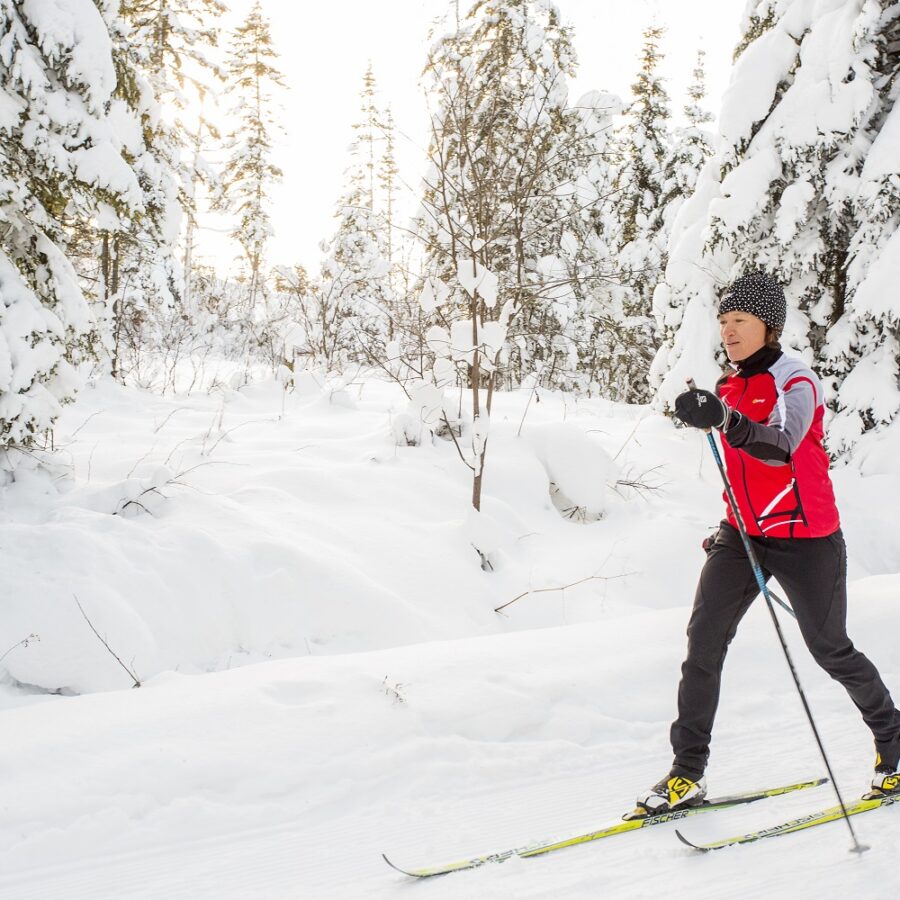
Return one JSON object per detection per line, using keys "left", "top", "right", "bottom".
{"left": 2, "top": 371, "right": 900, "bottom": 899}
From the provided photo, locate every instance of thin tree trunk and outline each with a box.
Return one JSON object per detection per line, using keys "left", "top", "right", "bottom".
{"left": 471, "top": 255, "right": 484, "bottom": 512}
{"left": 183, "top": 121, "right": 205, "bottom": 312}
{"left": 106, "top": 235, "right": 123, "bottom": 382}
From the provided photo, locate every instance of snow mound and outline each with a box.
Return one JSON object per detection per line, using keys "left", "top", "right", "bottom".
{"left": 520, "top": 423, "right": 618, "bottom": 521}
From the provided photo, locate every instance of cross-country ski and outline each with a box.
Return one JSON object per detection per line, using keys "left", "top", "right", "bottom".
{"left": 676, "top": 790, "right": 900, "bottom": 852}
{"left": 383, "top": 778, "right": 827, "bottom": 877}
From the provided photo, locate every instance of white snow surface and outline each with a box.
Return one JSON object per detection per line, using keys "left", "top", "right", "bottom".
{"left": 2, "top": 371, "right": 900, "bottom": 899}
{"left": 852, "top": 225, "right": 900, "bottom": 322}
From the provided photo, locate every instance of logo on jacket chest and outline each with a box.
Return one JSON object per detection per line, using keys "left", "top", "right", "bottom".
{"left": 722, "top": 374, "right": 777, "bottom": 418}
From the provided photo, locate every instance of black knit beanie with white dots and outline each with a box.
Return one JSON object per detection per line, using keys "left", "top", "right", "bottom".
{"left": 718, "top": 272, "right": 786, "bottom": 333}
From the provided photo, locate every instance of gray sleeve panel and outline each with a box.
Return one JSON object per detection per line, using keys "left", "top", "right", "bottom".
{"left": 768, "top": 378, "right": 816, "bottom": 453}
{"left": 768, "top": 356, "right": 820, "bottom": 453}
{"left": 724, "top": 357, "right": 820, "bottom": 465}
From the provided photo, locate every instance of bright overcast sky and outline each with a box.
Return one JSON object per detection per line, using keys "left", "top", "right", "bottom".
{"left": 195, "top": 0, "right": 745, "bottom": 276}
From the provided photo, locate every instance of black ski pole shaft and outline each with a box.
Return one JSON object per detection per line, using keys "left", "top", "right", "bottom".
{"left": 686, "top": 379, "right": 868, "bottom": 854}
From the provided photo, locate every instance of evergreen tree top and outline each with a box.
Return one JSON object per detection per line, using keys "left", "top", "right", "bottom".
{"left": 119, "top": 0, "right": 226, "bottom": 81}
{"left": 630, "top": 24, "right": 670, "bottom": 110}
{"left": 684, "top": 48, "right": 714, "bottom": 127}
{"left": 228, "top": 2, "right": 287, "bottom": 90}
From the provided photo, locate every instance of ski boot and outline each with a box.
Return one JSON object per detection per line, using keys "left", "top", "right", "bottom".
{"left": 866, "top": 751, "right": 900, "bottom": 799}
{"left": 625, "top": 770, "right": 707, "bottom": 820}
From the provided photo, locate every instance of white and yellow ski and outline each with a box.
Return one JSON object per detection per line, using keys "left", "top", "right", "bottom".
{"left": 676, "top": 788, "right": 900, "bottom": 851}
{"left": 383, "top": 777, "right": 828, "bottom": 878}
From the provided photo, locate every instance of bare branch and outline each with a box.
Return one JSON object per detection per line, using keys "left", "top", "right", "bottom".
{"left": 73, "top": 595, "right": 141, "bottom": 688}
{"left": 0, "top": 633, "right": 40, "bottom": 666}
{"left": 495, "top": 572, "right": 632, "bottom": 614}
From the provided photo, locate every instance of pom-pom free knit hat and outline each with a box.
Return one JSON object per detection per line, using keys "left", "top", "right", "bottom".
{"left": 718, "top": 272, "right": 786, "bottom": 333}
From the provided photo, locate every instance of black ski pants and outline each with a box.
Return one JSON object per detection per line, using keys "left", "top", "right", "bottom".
{"left": 671, "top": 522, "right": 900, "bottom": 776}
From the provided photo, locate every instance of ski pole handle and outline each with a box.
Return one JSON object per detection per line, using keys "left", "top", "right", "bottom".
{"left": 685, "top": 378, "right": 712, "bottom": 434}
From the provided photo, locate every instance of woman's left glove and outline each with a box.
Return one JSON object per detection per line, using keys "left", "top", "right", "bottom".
{"left": 674, "top": 388, "right": 734, "bottom": 430}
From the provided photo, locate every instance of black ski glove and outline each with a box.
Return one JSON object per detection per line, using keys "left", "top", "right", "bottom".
{"left": 674, "top": 388, "right": 740, "bottom": 431}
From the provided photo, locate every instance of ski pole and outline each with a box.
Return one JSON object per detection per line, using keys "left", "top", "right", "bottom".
{"left": 765, "top": 589, "right": 796, "bottom": 619}
{"left": 686, "top": 379, "right": 868, "bottom": 855}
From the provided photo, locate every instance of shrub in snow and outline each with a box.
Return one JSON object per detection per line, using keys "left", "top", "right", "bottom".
{"left": 520, "top": 424, "right": 618, "bottom": 521}
{"left": 312, "top": 194, "right": 392, "bottom": 372}
{"left": 393, "top": 381, "right": 445, "bottom": 446}
{"left": 68, "top": 464, "right": 177, "bottom": 518}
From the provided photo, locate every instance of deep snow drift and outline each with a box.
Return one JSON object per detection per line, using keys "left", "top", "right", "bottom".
{"left": 2, "top": 372, "right": 899, "bottom": 899}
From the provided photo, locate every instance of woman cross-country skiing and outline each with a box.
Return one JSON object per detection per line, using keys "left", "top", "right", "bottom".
{"left": 636, "top": 271, "right": 900, "bottom": 815}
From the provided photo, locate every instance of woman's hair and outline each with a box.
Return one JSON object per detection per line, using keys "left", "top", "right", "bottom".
{"left": 766, "top": 327, "right": 782, "bottom": 348}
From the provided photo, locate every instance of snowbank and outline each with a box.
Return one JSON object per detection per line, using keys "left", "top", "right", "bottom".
{"left": 2, "top": 372, "right": 900, "bottom": 898}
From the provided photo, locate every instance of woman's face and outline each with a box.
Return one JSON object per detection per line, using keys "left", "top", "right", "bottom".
{"left": 719, "top": 310, "right": 768, "bottom": 363}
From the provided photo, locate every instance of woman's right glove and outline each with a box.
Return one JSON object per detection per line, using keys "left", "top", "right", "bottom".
{"left": 674, "top": 388, "right": 727, "bottom": 429}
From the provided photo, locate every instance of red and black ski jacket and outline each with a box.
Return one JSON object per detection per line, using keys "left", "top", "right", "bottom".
{"left": 716, "top": 345, "right": 840, "bottom": 539}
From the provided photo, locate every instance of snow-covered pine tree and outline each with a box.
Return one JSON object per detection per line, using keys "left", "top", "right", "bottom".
{"left": 0, "top": 0, "right": 143, "bottom": 464}
{"left": 618, "top": 25, "right": 672, "bottom": 250}
{"left": 614, "top": 24, "right": 672, "bottom": 402}
{"left": 554, "top": 90, "right": 633, "bottom": 397}
{"left": 700, "top": 2, "right": 872, "bottom": 358}
{"left": 121, "top": 0, "right": 225, "bottom": 86}
{"left": 310, "top": 67, "right": 392, "bottom": 372}
{"left": 356, "top": 63, "right": 379, "bottom": 217}
{"left": 826, "top": 4, "right": 900, "bottom": 453}
{"left": 116, "top": 0, "right": 226, "bottom": 317}
{"left": 657, "top": 49, "right": 714, "bottom": 251}
{"left": 102, "top": 8, "right": 184, "bottom": 381}
{"left": 181, "top": 94, "right": 221, "bottom": 316}
{"left": 648, "top": 48, "right": 715, "bottom": 365}
{"left": 374, "top": 102, "right": 425, "bottom": 370}
{"left": 220, "top": 1, "right": 285, "bottom": 311}
{"left": 378, "top": 105, "right": 401, "bottom": 331}
{"left": 651, "top": 0, "right": 897, "bottom": 454}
